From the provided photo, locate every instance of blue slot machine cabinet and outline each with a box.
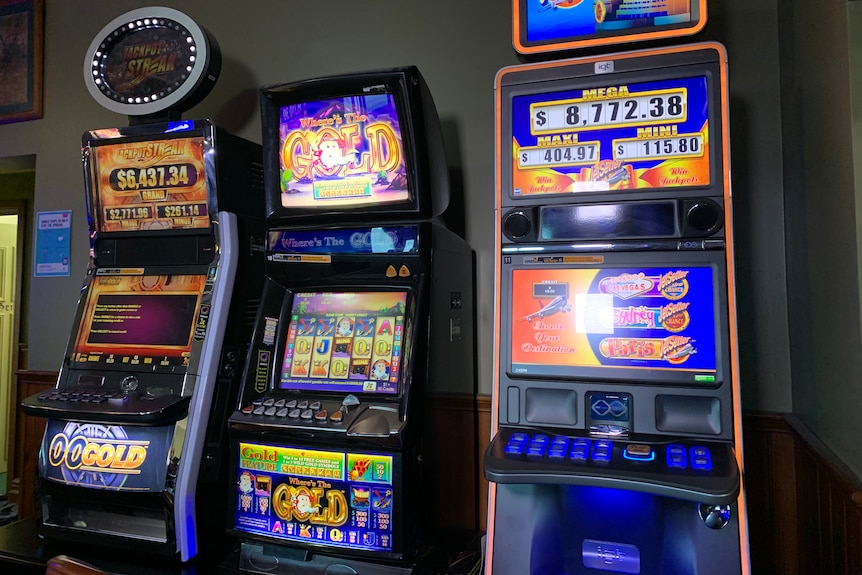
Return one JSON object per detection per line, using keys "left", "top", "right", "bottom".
{"left": 483, "top": 43, "right": 751, "bottom": 575}
{"left": 224, "top": 67, "right": 475, "bottom": 575}
{"left": 21, "top": 7, "right": 266, "bottom": 563}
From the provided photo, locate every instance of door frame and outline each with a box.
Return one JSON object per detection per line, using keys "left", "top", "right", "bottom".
{"left": 0, "top": 201, "right": 26, "bottom": 478}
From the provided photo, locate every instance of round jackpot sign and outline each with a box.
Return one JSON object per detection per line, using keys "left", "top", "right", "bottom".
{"left": 83, "top": 7, "right": 221, "bottom": 117}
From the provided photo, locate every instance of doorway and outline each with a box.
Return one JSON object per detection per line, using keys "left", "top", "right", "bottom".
{"left": 0, "top": 209, "right": 22, "bottom": 475}
{"left": 0, "top": 157, "right": 33, "bottom": 489}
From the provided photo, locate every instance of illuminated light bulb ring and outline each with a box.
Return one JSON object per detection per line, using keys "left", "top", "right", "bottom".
{"left": 83, "top": 7, "right": 221, "bottom": 117}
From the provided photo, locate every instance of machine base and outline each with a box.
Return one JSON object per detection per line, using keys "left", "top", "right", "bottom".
{"left": 221, "top": 542, "right": 418, "bottom": 575}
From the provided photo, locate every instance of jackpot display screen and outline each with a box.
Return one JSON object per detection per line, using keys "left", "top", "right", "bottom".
{"left": 278, "top": 291, "right": 408, "bottom": 395}
{"left": 234, "top": 442, "right": 395, "bottom": 553}
{"left": 277, "top": 93, "right": 411, "bottom": 210}
{"left": 509, "top": 265, "right": 719, "bottom": 382}
{"left": 510, "top": 76, "right": 711, "bottom": 197}
{"left": 89, "top": 135, "right": 211, "bottom": 232}
{"left": 71, "top": 274, "right": 205, "bottom": 369}
{"left": 517, "top": 0, "right": 705, "bottom": 52}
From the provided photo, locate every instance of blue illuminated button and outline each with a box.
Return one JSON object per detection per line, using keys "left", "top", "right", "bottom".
{"left": 547, "top": 437, "right": 570, "bottom": 460}
{"left": 690, "top": 446, "right": 713, "bottom": 471}
{"left": 530, "top": 434, "right": 550, "bottom": 444}
{"left": 569, "top": 438, "right": 591, "bottom": 462}
{"left": 591, "top": 440, "right": 613, "bottom": 463}
{"left": 623, "top": 444, "right": 654, "bottom": 462}
{"left": 504, "top": 433, "right": 528, "bottom": 456}
{"left": 526, "top": 434, "right": 550, "bottom": 459}
{"left": 666, "top": 444, "right": 687, "bottom": 469}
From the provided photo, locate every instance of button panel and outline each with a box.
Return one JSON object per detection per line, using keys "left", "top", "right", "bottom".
{"left": 502, "top": 431, "right": 715, "bottom": 473}
{"left": 238, "top": 394, "right": 355, "bottom": 426}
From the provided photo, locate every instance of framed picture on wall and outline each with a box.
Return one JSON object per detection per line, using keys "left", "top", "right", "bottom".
{"left": 0, "top": 0, "right": 43, "bottom": 124}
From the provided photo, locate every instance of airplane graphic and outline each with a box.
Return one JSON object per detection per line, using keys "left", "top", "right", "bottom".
{"left": 517, "top": 295, "right": 572, "bottom": 323}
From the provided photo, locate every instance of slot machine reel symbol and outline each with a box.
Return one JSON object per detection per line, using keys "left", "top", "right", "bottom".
{"left": 375, "top": 340, "right": 392, "bottom": 355}
{"left": 331, "top": 360, "right": 348, "bottom": 377}
{"left": 296, "top": 339, "right": 312, "bottom": 354}
{"left": 354, "top": 340, "right": 371, "bottom": 357}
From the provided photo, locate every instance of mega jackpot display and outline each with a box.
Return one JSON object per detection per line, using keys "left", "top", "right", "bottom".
{"left": 279, "top": 292, "right": 407, "bottom": 395}
{"left": 509, "top": 266, "right": 718, "bottom": 381}
{"left": 277, "top": 94, "right": 409, "bottom": 209}
{"left": 90, "top": 136, "right": 210, "bottom": 232}
{"left": 510, "top": 76, "right": 710, "bottom": 196}
{"left": 71, "top": 274, "right": 206, "bottom": 368}
{"left": 234, "top": 443, "right": 395, "bottom": 553}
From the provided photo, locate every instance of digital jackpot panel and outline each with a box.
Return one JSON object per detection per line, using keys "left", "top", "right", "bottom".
{"left": 234, "top": 443, "right": 395, "bottom": 553}
{"left": 510, "top": 76, "right": 711, "bottom": 197}
{"left": 514, "top": 0, "right": 707, "bottom": 54}
{"left": 90, "top": 135, "right": 210, "bottom": 232}
{"left": 277, "top": 94, "right": 410, "bottom": 209}
{"left": 279, "top": 291, "right": 408, "bottom": 395}
{"left": 71, "top": 274, "right": 206, "bottom": 369}
{"left": 509, "top": 265, "right": 718, "bottom": 379}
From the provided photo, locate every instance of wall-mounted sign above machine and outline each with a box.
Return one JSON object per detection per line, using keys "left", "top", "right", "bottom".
{"left": 82, "top": 7, "right": 220, "bottom": 119}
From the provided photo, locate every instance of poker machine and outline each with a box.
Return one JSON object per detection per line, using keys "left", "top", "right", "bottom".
{"left": 224, "top": 66, "right": 475, "bottom": 575}
{"left": 21, "top": 7, "right": 266, "bottom": 563}
{"left": 483, "top": 42, "right": 751, "bottom": 574}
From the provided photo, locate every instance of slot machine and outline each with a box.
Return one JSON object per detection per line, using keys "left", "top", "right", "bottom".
{"left": 21, "top": 8, "right": 266, "bottom": 562}
{"left": 224, "top": 66, "right": 475, "bottom": 575}
{"left": 483, "top": 42, "right": 751, "bottom": 574}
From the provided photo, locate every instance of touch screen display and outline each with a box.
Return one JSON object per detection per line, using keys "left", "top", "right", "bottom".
{"left": 72, "top": 274, "right": 205, "bottom": 369}
{"left": 510, "top": 267, "right": 717, "bottom": 380}
{"left": 279, "top": 292, "right": 407, "bottom": 395}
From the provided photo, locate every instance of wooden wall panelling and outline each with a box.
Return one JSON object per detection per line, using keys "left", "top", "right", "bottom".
{"left": 425, "top": 393, "right": 481, "bottom": 532}
{"left": 11, "top": 370, "right": 55, "bottom": 520}
{"left": 742, "top": 412, "right": 799, "bottom": 575}
{"left": 476, "top": 394, "right": 491, "bottom": 532}
{"left": 785, "top": 414, "right": 862, "bottom": 575}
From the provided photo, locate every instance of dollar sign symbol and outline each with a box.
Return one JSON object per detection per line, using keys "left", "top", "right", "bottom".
{"left": 535, "top": 110, "right": 546, "bottom": 127}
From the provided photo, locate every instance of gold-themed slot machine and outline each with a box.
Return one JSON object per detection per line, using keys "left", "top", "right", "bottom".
{"left": 21, "top": 7, "right": 266, "bottom": 563}
{"left": 222, "top": 67, "right": 476, "bottom": 575}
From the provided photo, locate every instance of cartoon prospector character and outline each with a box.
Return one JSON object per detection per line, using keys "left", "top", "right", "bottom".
{"left": 238, "top": 471, "right": 255, "bottom": 512}
{"left": 313, "top": 133, "right": 358, "bottom": 171}
{"left": 336, "top": 317, "right": 354, "bottom": 337}
{"left": 370, "top": 359, "right": 390, "bottom": 380}
{"left": 292, "top": 491, "right": 320, "bottom": 516}
{"left": 238, "top": 471, "right": 255, "bottom": 494}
